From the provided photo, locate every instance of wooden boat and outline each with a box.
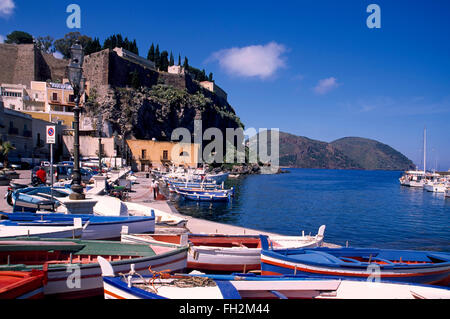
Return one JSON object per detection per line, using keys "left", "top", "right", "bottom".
{"left": 0, "top": 237, "right": 188, "bottom": 298}
{"left": 98, "top": 258, "right": 450, "bottom": 299}
{"left": 259, "top": 235, "right": 450, "bottom": 286}
{"left": 121, "top": 225, "right": 325, "bottom": 272}
{"left": 176, "top": 189, "right": 231, "bottom": 202}
{"left": 0, "top": 218, "right": 84, "bottom": 239}
{"left": 174, "top": 187, "right": 234, "bottom": 196}
{"left": 0, "top": 212, "right": 155, "bottom": 240}
{"left": 0, "top": 269, "right": 47, "bottom": 299}
{"left": 12, "top": 186, "right": 72, "bottom": 212}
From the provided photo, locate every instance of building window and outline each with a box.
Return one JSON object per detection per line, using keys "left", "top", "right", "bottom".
{"left": 141, "top": 149, "right": 147, "bottom": 159}
{"left": 52, "top": 93, "right": 58, "bottom": 101}
{"left": 68, "top": 94, "right": 75, "bottom": 103}
{"left": 163, "top": 150, "right": 168, "bottom": 160}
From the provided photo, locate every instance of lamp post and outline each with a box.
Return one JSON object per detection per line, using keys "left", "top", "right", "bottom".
{"left": 67, "top": 41, "right": 86, "bottom": 200}
{"left": 97, "top": 114, "right": 102, "bottom": 175}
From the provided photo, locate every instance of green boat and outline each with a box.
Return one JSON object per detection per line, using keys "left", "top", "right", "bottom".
{"left": 0, "top": 237, "right": 188, "bottom": 298}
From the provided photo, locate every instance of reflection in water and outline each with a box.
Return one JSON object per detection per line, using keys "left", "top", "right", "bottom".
{"left": 164, "top": 169, "right": 450, "bottom": 251}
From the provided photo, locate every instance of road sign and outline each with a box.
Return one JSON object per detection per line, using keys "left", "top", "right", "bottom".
{"left": 46, "top": 125, "right": 56, "bottom": 144}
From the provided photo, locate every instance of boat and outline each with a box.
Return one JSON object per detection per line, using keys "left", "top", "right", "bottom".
{"left": 423, "top": 175, "right": 447, "bottom": 193}
{"left": 445, "top": 187, "right": 450, "bottom": 198}
{"left": 121, "top": 225, "right": 325, "bottom": 272}
{"left": 176, "top": 189, "right": 231, "bottom": 202}
{"left": 205, "top": 172, "right": 229, "bottom": 184}
{"left": 98, "top": 258, "right": 450, "bottom": 299}
{"left": 0, "top": 269, "right": 47, "bottom": 299}
{"left": 0, "top": 237, "right": 188, "bottom": 298}
{"left": 399, "top": 127, "right": 428, "bottom": 188}
{"left": 399, "top": 171, "right": 426, "bottom": 187}
{"left": 259, "top": 235, "right": 450, "bottom": 286}
{"left": 174, "top": 187, "right": 234, "bottom": 196}
{"left": 0, "top": 211, "right": 155, "bottom": 240}
{"left": 0, "top": 217, "right": 84, "bottom": 239}
{"left": 11, "top": 186, "right": 72, "bottom": 212}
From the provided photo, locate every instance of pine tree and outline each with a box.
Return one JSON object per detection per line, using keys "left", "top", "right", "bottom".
{"left": 183, "top": 57, "right": 189, "bottom": 69}
{"left": 160, "top": 51, "right": 169, "bottom": 72}
{"left": 208, "top": 72, "right": 213, "bottom": 82}
{"left": 147, "top": 43, "right": 155, "bottom": 61}
{"left": 201, "top": 69, "right": 207, "bottom": 81}
{"left": 178, "top": 54, "right": 181, "bottom": 66}
{"left": 169, "top": 51, "right": 174, "bottom": 66}
{"left": 155, "top": 45, "right": 160, "bottom": 70}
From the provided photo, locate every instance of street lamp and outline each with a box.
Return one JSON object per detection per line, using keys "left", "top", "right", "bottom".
{"left": 67, "top": 41, "right": 85, "bottom": 200}
{"left": 97, "top": 114, "right": 103, "bottom": 174}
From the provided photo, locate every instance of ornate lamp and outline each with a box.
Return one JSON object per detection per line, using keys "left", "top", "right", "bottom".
{"left": 67, "top": 41, "right": 85, "bottom": 200}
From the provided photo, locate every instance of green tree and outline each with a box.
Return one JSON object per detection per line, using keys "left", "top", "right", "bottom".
{"left": 169, "top": 51, "right": 174, "bottom": 66}
{"left": 35, "top": 36, "right": 55, "bottom": 53}
{"left": 178, "top": 54, "right": 181, "bottom": 66}
{"left": 183, "top": 57, "right": 189, "bottom": 69}
{"left": 160, "top": 51, "right": 169, "bottom": 72}
{"left": 0, "top": 141, "right": 16, "bottom": 168}
{"left": 84, "top": 37, "right": 102, "bottom": 55}
{"left": 54, "top": 32, "right": 92, "bottom": 58}
{"left": 5, "top": 31, "right": 33, "bottom": 44}
{"left": 129, "top": 69, "right": 141, "bottom": 89}
{"left": 155, "top": 44, "right": 160, "bottom": 70}
{"left": 147, "top": 43, "right": 155, "bottom": 61}
{"left": 208, "top": 72, "right": 213, "bottom": 82}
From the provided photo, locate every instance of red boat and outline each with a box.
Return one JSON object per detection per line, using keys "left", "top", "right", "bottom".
{"left": 0, "top": 269, "right": 47, "bottom": 299}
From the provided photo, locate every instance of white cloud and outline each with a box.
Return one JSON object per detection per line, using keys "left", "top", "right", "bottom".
{"left": 209, "top": 42, "right": 287, "bottom": 79}
{"left": 313, "top": 77, "right": 339, "bottom": 95}
{"left": 0, "top": 0, "right": 15, "bottom": 17}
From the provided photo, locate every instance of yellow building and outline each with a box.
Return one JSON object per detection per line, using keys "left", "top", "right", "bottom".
{"left": 127, "top": 139, "right": 200, "bottom": 171}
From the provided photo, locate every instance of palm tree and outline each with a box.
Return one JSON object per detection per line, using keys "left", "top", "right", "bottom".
{"left": 0, "top": 141, "right": 16, "bottom": 168}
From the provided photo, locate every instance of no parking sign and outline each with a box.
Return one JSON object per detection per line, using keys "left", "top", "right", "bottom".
{"left": 46, "top": 125, "right": 56, "bottom": 144}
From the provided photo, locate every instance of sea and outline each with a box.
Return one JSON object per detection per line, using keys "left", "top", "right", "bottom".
{"left": 169, "top": 169, "right": 450, "bottom": 252}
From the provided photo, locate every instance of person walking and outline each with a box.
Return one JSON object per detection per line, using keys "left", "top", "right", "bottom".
{"left": 151, "top": 179, "right": 157, "bottom": 200}
{"left": 154, "top": 179, "right": 160, "bottom": 199}
{"left": 36, "top": 166, "right": 47, "bottom": 184}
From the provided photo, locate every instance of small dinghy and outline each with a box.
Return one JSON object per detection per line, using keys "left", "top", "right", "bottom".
{"left": 98, "top": 258, "right": 450, "bottom": 299}
{"left": 0, "top": 270, "right": 47, "bottom": 299}
{"left": 259, "top": 235, "right": 450, "bottom": 286}
{"left": 0, "top": 237, "right": 188, "bottom": 298}
{"left": 121, "top": 225, "right": 325, "bottom": 272}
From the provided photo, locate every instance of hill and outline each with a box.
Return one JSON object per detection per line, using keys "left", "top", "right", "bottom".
{"left": 253, "top": 131, "right": 415, "bottom": 170}
{"left": 330, "top": 137, "right": 415, "bottom": 170}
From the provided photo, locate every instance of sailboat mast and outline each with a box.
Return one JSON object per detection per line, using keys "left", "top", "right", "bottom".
{"left": 423, "top": 127, "right": 426, "bottom": 173}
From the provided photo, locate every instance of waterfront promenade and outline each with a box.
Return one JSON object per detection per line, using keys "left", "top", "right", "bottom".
{"left": 0, "top": 170, "right": 339, "bottom": 247}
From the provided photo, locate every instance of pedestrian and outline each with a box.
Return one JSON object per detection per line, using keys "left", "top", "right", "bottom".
{"left": 36, "top": 166, "right": 47, "bottom": 184}
{"left": 151, "top": 179, "right": 157, "bottom": 200}
{"left": 154, "top": 179, "right": 160, "bottom": 198}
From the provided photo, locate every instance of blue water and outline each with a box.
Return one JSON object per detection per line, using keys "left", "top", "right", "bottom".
{"left": 169, "top": 169, "right": 450, "bottom": 252}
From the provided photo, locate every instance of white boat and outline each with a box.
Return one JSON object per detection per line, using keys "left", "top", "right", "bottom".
{"left": 121, "top": 225, "right": 326, "bottom": 272}
{"left": 445, "top": 187, "right": 450, "bottom": 198}
{"left": 424, "top": 180, "right": 447, "bottom": 193}
{"left": 98, "top": 258, "right": 450, "bottom": 299}
{"left": 399, "top": 171, "right": 426, "bottom": 187}
{"left": 0, "top": 218, "right": 84, "bottom": 239}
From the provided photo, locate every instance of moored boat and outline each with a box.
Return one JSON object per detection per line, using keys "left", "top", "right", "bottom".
{"left": 0, "top": 269, "right": 47, "bottom": 299}
{"left": 259, "top": 235, "right": 450, "bottom": 286}
{"left": 0, "top": 218, "right": 84, "bottom": 239}
{"left": 121, "top": 226, "right": 325, "bottom": 272}
{"left": 98, "top": 258, "right": 450, "bottom": 299}
{"left": 175, "top": 189, "right": 231, "bottom": 202}
{"left": 0, "top": 211, "right": 155, "bottom": 240}
{"left": 0, "top": 237, "right": 188, "bottom": 298}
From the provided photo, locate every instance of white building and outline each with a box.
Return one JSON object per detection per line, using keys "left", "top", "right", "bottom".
{"left": 168, "top": 65, "right": 185, "bottom": 75}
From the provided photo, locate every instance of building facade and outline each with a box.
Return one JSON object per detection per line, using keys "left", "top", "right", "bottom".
{"left": 199, "top": 81, "right": 228, "bottom": 102}
{"left": 126, "top": 139, "right": 200, "bottom": 171}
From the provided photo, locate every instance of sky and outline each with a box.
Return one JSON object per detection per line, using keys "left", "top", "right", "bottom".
{"left": 1, "top": 0, "right": 449, "bottom": 169}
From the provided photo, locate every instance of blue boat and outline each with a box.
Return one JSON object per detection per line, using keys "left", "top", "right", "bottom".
{"left": 98, "top": 257, "right": 450, "bottom": 299}
{"left": 175, "top": 186, "right": 234, "bottom": 196}
{"left": 11, "top": 186, "right": 72, "bottom": 212}
{"left": 175, "top": 189, "right": 231, "bottom": 202}
{"left": 259, "top": 235, "right": 450, "bottom": 286}
{"left": 0, "top": 211, "right": 155, "bottom": 240}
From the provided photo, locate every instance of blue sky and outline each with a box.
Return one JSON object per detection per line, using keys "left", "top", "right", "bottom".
{"left": 1, "top": 0, "right": 449, "bottom": 169}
